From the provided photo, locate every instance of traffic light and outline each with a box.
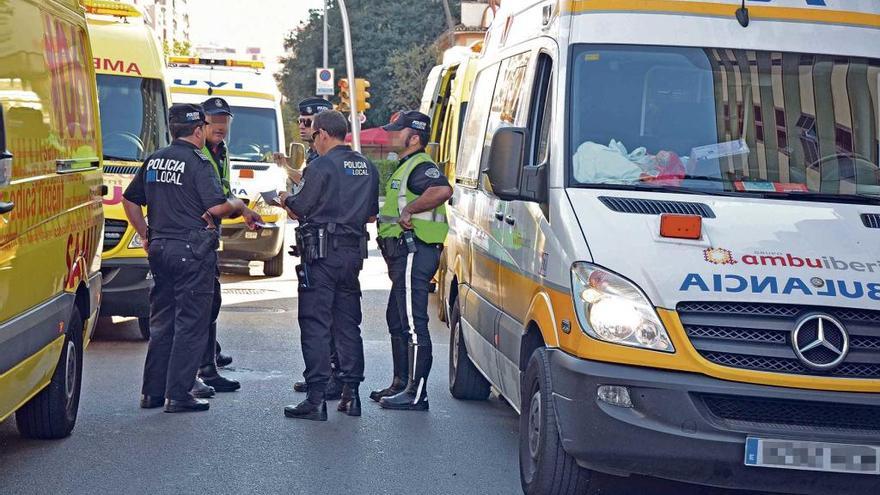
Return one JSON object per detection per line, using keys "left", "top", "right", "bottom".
{"left": 355, "top": 78, "right": 371, "bottom": 112}
{"left": 337, "top": 79, "right": 351, "bottom": 113}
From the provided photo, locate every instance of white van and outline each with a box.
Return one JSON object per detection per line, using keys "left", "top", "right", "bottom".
{"left": 442, "top": 1, "right": 880, "bottom": 493}
{"left": 166, "top": 57, "right": 287, "bottom": 276}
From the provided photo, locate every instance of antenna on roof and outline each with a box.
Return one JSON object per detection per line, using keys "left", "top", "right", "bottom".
{"left": 736, "top": 0, "right": 750, "bottom": 27}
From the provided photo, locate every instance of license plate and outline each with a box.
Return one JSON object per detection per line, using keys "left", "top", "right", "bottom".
{"left": 745, "top": 437, "right": 880, "bottom": 475}
{"left": 245, "top": 231, "right": 258, "bottom": 239}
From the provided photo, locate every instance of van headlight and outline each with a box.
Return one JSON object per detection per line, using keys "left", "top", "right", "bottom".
{"left": 570, "top": 262, "right": 674, "bottom": 352}
{"left": 129, "top": 232, "right": 144, "bottom": 249}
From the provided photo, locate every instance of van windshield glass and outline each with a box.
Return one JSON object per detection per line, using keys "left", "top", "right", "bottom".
{"left": 228, "top": 106, "right": 279, "bottom": 162}
{"left": 568, "top": 45, "right": 880, "bottom": 202}
{"left": 97, "top": 75, "right": 169, "bottom": 161}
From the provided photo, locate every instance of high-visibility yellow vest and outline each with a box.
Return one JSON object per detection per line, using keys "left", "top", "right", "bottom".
{"left": 378, "top": 152, "right": 448, "bottom": 244}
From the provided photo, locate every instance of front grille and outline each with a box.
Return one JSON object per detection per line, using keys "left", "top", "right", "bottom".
{"left": 598, "top": 196, "right": 715, "bottom": 218}
{"left": 861, "top": 213, "right": 880, "bottom": 229}
{"left": 679, "top": 302, "right": 880, "bottom": 379}
{"left": 104, "top": 164, "right": 140, "bottom": 175}
{"left": 701, "top": 394, "right": 880, "bottom": 432}
{"left": 103, "top": 219, "right": 128, "bottom": 251}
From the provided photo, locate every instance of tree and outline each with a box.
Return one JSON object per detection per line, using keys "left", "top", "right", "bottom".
{"left": 387, "top": 44, "right": 440, "bottom": 113}
{"left": 163, "top": 39, "right": 193, "bottom": 57}
{"left": 277, "top": 0, "right": 461, "bottom": 128}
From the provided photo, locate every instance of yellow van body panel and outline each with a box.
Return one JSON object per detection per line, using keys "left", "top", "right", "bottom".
{"left": 0, "top": 0, "right": 103, "bottom": 423}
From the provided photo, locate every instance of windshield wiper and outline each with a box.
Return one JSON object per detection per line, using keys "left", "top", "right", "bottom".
{"left": 581, "top": 183, "right": 741, "bottom": 197}
{"left": 230, "top": 156, "right": 263, "bottom": 162}
{"left": 758, "top": 191, "right": 880, "bottom": 206}
{"left": 103, "top": 154, "right": 137, "bottom": 162}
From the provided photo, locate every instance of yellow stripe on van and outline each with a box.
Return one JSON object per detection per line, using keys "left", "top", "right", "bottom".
{"left": 0, "top": 337, "right": 64, "bottom": 423}
{"left": 565, "top": 0, "right": 880, "bottom": 29}
{"left": 169, "top": 86, "right": 277, "bottom": 102}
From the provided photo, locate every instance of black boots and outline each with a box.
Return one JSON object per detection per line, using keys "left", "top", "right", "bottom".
{"left": 369, "top": 336, "right": 409, "bottom": 402}
{"left": 380, "top": 344, "right": 432, "bottom": 411}
{"left": 165, "top": 397, "right": 210, "bottom": 413}
{"left": 199, "top": 364, "right": 241, "bottom": 392}
{"left": 294, "top": 374, "right": 342, "bottom": 400}
{"left": 284, "top": 390, "right": 328, "bottom": 421}
{"left": 337, "top": 384, "right": 362, "bottom": 416}
{"left": 190, "top": 377, "right": 215, "bottom": 398}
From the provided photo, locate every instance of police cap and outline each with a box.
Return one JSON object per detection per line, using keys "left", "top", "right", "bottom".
{"left": 298, "top": 97, "right": 332, "bottom": 116}
{"left": 169, "top": 103, "right": 206, "bottom": 125}
{"left": 202, "top": 97, "right": 233, "bottom": 117}
{"left": 382, "top": 110, "right": 430, "bottom": 133}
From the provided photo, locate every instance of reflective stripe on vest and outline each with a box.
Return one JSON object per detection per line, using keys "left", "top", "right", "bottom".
{"left": 377, "top": 152, "right": 448, "bottom": 244}
{"left": 202, "top": 145, "right": 231, "bottom": 196}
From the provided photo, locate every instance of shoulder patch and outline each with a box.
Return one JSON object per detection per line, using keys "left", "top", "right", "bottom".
{"left": 194, "top": 149, "right": 210, "bottom": 162}
{"left": 425, "top": 167, "right": 441, "bottom": 179}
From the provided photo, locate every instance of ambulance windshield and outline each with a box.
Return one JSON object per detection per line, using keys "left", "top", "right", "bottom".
{"left": 568, "top": 45, "right": 880, "bottom": 202}
{"left": 227, "top": 106, "right": 279, "bottom": 162}
{"left": 97, "top": 75, "right": 169, "bottom": 162}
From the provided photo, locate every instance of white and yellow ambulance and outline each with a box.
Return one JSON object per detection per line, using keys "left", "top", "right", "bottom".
{"left": 0, "top": 0, "right": 103, "bottom": 438}
{"left": 166, "top": 57, "right": 287, "bottom": 276}
{"left": 442, "top": 1, "right": 880, "bottom": 493}
{"left": 85, "top": 0, "right": 169, "bottom": 340}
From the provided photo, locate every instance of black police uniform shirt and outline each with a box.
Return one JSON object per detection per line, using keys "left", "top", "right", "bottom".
{"left": 124, "top": 139, "right": 227, "bottom": 236}
{"left": 306, "top": 146, "right": 320, "bottom": 165}
{"left": 398, "top": 149, "right": 450, "bottom": 195}
{"left": 285, "top": 144, "right": 379, "bottom": 237}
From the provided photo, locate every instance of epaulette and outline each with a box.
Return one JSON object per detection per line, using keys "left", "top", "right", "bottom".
{"left": 194, "top": 149, "right": 211, "bottom": 162}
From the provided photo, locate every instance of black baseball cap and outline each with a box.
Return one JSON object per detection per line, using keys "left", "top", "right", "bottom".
{"left": 382, "top": 110, "right": 430, "bottom": 132}
{"left": 298, "top": 97, "right": 332, "bottom": 116}
{"left": 202, "top": 97, "right": 233, "bottom": 116}
{"left": 169, "top": 103, "right": 206, "bottom": 125}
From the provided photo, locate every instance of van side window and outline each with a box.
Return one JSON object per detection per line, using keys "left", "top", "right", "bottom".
{"left": 528, "top": 54, "right": 553, "bottom": 166}
{"left": 456, "top": 63, "right": 500, "bottom": 187}
{"left": 480, "top": 52, "right": 532, "bottom": 185}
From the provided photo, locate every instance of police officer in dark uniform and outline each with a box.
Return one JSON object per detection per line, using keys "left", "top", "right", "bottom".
{"left": 122, "top": 104, "right": 253, "bottom": 413}
{"left": 196, "top": 97, "right": 261, "bottom": 394}
{"left": 279, "top": 110, "right": 379, "bottom": 421}
{"left": 375, "top": 111, "right": 452, "bottom": 411}
{"left": 289, "top": 97, "right": 344, "bottom": 400}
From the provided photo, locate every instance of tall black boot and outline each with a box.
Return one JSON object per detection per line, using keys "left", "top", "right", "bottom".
{"left": 199, "top": 364, "right": 241, "bottom": 392}
{"left": 337, "top": 384, "right": 362, "bottom": 417}
{"left": 369, "top": 336, "right": 409, "bottom": 402}
{"left": 379, "top": 344, "right": 431, "bottom": 411}
{"left": 284, "top": 389, "right": 327, "bottom": 421}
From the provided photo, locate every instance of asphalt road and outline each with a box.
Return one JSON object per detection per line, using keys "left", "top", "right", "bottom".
{"left": 1, "top": 224, "right": 773, "bottom": 495}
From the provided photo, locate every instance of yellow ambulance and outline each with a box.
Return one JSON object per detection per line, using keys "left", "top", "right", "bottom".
{"left": 443, "top": 1, "right": 880, "bottom": 493}
{"left": 85, "top": 0, "right": 169, "bottom": 340}
{"left": 0, "top": 0, "right": 103, "bottom": 438}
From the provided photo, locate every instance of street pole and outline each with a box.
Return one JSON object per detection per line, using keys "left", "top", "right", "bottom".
{"left": 338, "top": 0, "right": 360, "bottom": 151}
{"left": 441, "top": 0, "right": 455, "bottom": 48}
{"left": 322, "top": 0, "right": 328, "bottom": 68}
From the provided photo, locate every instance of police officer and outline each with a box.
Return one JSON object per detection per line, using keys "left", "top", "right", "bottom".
{"left": 375, "top": 111, "right": 452, "bottom": 411}
{"left": 289, "top": 97, "right": 343, "bottom": 400}
{"left": 279, "top": 110, "right": 379, "bottom": 421}
{"left": 196, "top": 96, "right": 260, "bottom": 394}
{"left": 122, "top": 104, "right": 253, "bottom": 413}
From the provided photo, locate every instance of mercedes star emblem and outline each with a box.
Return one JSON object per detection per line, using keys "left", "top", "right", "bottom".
{"left": 792, "top": 314, "right": 849, "bottom": 371}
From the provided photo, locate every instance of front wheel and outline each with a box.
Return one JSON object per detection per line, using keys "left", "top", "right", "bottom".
{"left": 519, "top": 348, "right": 593, "bottom": 494}
{"left": 263, "top": 248, "right": 284, "bottom": 277}
{"left": 137, "top": 317, "right": 150, "bottom": 341}
{"left": 16, "top": 307, "right": 84, "bottom": 439}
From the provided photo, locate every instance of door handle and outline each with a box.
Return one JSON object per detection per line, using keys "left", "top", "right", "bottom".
{"left": 504, "top": 215, "right": 515, "bottom": 226}
{"left": 56, "top": 158, "right": 100, "bottom": 174}
{"left": 0, "top": 202, "right": 14, "bottom": 214}
{"left": 494, "top": 211, "right": 504, "bottom": 221}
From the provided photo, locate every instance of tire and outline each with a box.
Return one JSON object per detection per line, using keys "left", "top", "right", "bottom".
{"left": 137, "top": 317, "right": 150, "bottom": 341}
{"left": 448, "top": 297, "right": 490, "bottom": 400}
{"left": 15, "top": 307, "right": 84, "bottom": 439}
{"left": 519, "top": 348, "right": 593, "bottom": 494}
{"left": 264, "top": 248, "right": 284, "bottom": 277}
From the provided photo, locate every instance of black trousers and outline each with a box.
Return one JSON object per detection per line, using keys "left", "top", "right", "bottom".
{"left": 384, "top": 238, "right": 442, "bottom": 347}
{"left": 298, "top": 245, "right": 365, "bottom": 391}
{"left": 202, "top": 275, "right": 221, "bottom": 368}
{"left": 142, "top": 239, "right": 215, "bottom": 400}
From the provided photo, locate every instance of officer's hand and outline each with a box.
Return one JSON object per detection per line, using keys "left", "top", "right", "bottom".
{"left": 278, "top": 191, "right": 291, "bottom": 204}
{"left": 242, "top": 207, "right": 264, "bottom": 230}
{"left": 284, "top": 207, "right": 298, "bottom": 221}
{"left": 139, "top": 230, "right": 149, "bottom": 251}
{"left": 398, "top": 209, "right": 414, "bottom": 230}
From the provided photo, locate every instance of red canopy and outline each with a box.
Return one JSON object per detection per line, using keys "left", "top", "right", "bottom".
{"left": 345, "top": 126, "right": 391, "bottom": 146}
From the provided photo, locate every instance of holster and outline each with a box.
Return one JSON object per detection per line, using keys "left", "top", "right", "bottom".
{"left": 294, "top": 224, "right": 328, "bottom": 263}
{"left": 188, "top": 229, "right": 220, "bottom": 260}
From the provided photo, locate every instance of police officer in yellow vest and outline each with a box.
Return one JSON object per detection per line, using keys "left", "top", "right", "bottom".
{"left": 375, "top": 111, "right": 452, "bottom": 411}
{"left": 196, "top": 97, "right": 261, "bottom": 394}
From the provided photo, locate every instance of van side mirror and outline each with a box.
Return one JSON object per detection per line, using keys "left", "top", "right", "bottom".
{"left": 425, "top": 142, "right": 440, "bottom": 162}
{"left": 288, "top": 142, "right": 306, "bottom": 170}
{"left": 484, "top": 127, "right": 547, "bottom": 203}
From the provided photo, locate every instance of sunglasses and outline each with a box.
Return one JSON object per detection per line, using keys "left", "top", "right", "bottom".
{"left": 298, "top": 117, "right": 313, "bottom": 126}
{"left": 311, "top": 129, "right": 322, "bottom": 141}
